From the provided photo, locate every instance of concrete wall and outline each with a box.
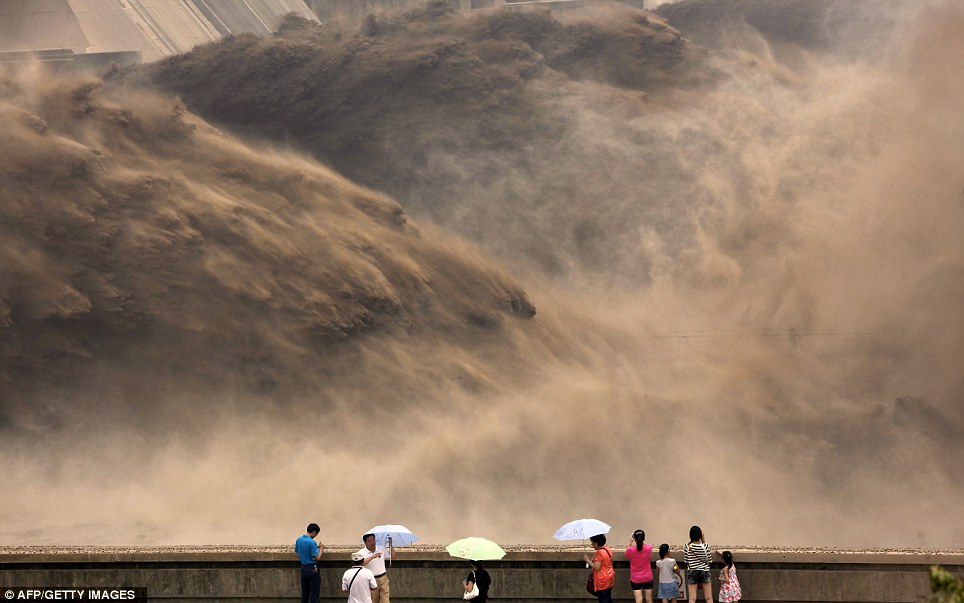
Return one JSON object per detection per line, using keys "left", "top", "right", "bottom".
{"left": 2, "top": 550, "right": 961, "bottom": 602}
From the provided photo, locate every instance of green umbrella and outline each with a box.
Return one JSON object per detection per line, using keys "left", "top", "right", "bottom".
{"left": 445, "top": 537, "right": 507, "bottom": 560}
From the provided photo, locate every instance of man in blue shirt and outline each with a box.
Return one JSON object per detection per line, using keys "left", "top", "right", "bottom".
{"left": 295, "top": 523, "right": 325, "bottom": 603}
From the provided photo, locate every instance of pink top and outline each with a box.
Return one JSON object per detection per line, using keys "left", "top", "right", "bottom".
{"left": 625, "top": 543, "right": 654, "bottom": 583}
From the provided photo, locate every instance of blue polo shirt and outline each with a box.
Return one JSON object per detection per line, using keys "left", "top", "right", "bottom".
{"left": 295, "top": 534, "right": 320, "bottom": 565}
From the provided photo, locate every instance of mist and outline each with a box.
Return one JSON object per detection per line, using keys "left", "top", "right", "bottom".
{"left": 1, "top": 0, "right": 962, "bottom": 549}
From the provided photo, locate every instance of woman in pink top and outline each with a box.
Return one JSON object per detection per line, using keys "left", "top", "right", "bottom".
{"left": 625, "top": 529, "right": 654, "bottom": 603}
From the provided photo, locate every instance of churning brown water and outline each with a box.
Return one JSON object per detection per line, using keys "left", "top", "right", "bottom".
{"left": 1, "top": 0, "right": 961, "bottom": 548}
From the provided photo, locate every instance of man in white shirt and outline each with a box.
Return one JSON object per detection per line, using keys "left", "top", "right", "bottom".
{"left": 356, "top": 533, "right": 394, "bottom": 603}
{"left": 343, "top": 553, "right": 378, "bottom": 603}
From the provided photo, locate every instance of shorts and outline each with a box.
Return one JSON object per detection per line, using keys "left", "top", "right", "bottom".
{"left": 687, "top": 570, "right": 711, "bottom": 584}
{"left": 630, "top": 580, "right": 654, "bottom": 591}
{"left": 658, "top": 581, "right": 680, "bottom": 599}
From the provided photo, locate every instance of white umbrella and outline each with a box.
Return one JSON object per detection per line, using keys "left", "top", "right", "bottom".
{"left": 553, "top": 518, "right": 612, "bottom": 541}
{"left": 365, "top": 524, "right": 419, "bottom": 547}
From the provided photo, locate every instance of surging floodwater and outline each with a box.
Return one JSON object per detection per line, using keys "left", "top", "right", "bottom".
{"left": 0, "top": 0, "right": 962, "bottom": 548}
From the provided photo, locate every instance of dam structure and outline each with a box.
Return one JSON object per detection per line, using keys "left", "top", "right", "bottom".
{"left": 1, "top": 0, "right": 641, "bottom": 66}
{"left": 1, "top": 546, "right": 961, "bottom": 602}
{"left": 0, "top": 0, "right": 318, "bottom": 65}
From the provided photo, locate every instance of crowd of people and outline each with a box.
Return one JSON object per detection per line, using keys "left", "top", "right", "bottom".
{"left": 585, "top": 526, "right": 741, "bottom": 603}
{"left": 295, "top": 523, "right": 402, "bottom": 603}
{"left": 295, "top": 523, "right": 739, "bottom": 603}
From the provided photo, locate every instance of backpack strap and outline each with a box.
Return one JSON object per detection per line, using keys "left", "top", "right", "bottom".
{"left": 348, "top": 567, "right": 363, "bottom": 591}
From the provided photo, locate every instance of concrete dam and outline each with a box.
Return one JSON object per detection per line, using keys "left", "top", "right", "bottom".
{"left": 2, "top": 547, "right": 961, "bottom": 602}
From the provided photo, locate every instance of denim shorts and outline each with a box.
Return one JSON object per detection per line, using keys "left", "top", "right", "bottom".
{"left": 658, "top": 581, "right": 680, "bottom": 599}
{"left": 687, "top": 570, "right": 711, "bottom": 584}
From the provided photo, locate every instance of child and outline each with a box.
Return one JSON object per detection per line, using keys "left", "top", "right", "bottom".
{"left": 718, "top": 550, "right": 742, "bottom": 603}
{"left": 654, "top": 544, "right": 680, "bottom": 603}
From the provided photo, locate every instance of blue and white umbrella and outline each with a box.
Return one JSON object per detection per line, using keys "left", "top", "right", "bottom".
{"left": 365, "top": 524, "right": 419, "bottom": 547}
{"left": 553, "top": 518, "right": 612, "bottom": 541}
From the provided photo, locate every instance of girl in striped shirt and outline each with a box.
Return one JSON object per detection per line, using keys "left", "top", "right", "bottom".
{"left": 684, "top": 525, "right": 713, "bottom": 601}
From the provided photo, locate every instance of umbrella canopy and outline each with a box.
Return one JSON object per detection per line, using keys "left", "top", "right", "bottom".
{"left": 364, "top": 524, "right": 419, "bottom": 547}
{"left": 446, "top": 537, "right": 507, "bottom": 560}
{"left": 553, "top": 518, "right": 612, "bottom": 541}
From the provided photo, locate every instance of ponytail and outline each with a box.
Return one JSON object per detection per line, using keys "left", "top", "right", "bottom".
{"left": 633, "top": 529, "right": 645, "bottom": 552}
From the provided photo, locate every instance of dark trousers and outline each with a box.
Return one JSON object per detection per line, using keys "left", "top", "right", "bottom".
{"left": 300, "top": 564, "right": 320, "bottom": 603}
{"left": 595, "top": 587, "right": 613, "bottom": 603}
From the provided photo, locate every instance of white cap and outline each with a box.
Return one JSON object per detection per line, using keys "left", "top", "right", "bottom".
{"left": 351, "top": 552, "right": 365, "bottom": 562}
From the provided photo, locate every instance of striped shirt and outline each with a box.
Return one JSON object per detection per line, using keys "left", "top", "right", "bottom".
{"left": 684, "top": 542, "right": 712, "bottom": 571}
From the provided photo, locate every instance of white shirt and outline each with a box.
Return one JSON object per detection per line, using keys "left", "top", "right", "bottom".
{"left": 342, "top": 566, "right": 377, "bottom": 603}
{"left": 656, "top": 557, "right": 677, "bottom": 583}
{"left": 355, "top": 545, "right": 391, "bottom": 575}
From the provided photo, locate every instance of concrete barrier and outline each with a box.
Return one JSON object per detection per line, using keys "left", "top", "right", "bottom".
{"left": 1, "top": 549, "right": 961, "bottom": 602}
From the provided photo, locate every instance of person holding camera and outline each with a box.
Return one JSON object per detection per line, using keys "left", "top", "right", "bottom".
{"left": 295, "top": 523, "right": 325, "bottom": 603}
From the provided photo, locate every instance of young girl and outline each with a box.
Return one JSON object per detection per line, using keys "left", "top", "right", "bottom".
{"left": 654, "top": 544, "right": 680, "bottom": 603}
{"left": 718, "top": 550, "right": 742, "bottom": 603}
